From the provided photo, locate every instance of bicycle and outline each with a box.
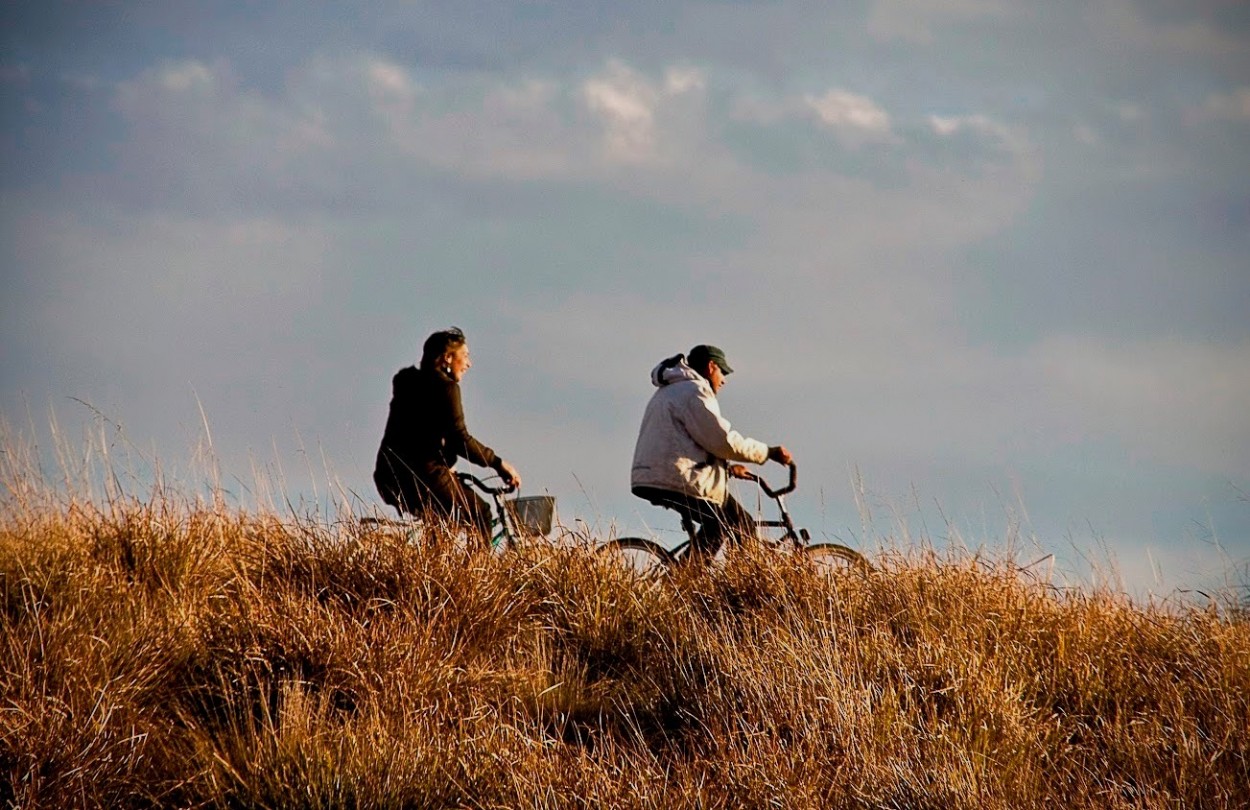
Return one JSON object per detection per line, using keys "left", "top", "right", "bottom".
{"left": 361, "top": 471, "right": 556, "bottom": 551}
{"left": 599, "top": 463, "right": 870, "bottom": 575}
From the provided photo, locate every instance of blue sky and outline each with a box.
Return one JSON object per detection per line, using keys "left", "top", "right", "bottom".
{"left": 2, "top": 1, "right": 1247, "bottom": 597}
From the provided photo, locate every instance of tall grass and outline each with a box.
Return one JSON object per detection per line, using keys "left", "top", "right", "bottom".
{"left": 2, "top": 450, "right": 1248, "bottom": 808}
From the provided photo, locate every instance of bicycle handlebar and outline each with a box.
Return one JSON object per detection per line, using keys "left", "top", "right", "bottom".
{"left": 732, "top": 461, "right": 797, "bottom": 498}
{"left": 456, "top": 471, "right": 517, "bottom": 496}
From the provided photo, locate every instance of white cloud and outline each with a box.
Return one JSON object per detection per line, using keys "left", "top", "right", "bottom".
{"left": 582, "top": 60, "right": 661, "bottom": 162}
{"left": 365, "top": 58, "right": 420, "bottom": 122}
{"left": 114, "top": 57, "right": 337, "bottom": 188}
{"left": 578, "top": 60, "right": 706, "bottom": 165}
{"left": 928, "top": 112, "right": 1012, "bottom": 143}
{"left": 376, "top": 69, "right": 582, "bottom": 179}
{"left": 927, "top": 112, "right": 1038, "bottom": 177}
{"left": 664, "top": 66, "right": 705, "bottom": 96}
{"left": 108, "top": 53, "right": 1035, "bottom": 210}
{"left": 155, "top": 60, "right": 216, "bottom": 93}
{"left": 805, "top": 89, "right": 897, "bottom": 147}
{"left": 115, "top": 59, "right": 221, "bottom": 112}
{"left": 295, "top": 57, "right": 708, "bottom": 176}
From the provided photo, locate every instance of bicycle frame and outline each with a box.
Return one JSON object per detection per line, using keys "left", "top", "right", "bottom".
{"left": 730, "top": 463, "right": 811, "bottom": 547}
{"left": 604, "top": 462, "right": 868, "bottom": 573}
{"left": 666, "top": 463, "right": 810, "bottom": 562}
{"left": 455, "top": 471, "right": 524, "bottom": 549}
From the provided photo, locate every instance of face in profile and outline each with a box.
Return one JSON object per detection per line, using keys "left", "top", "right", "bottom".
{"left": 445, "top": 344, "right": 472, "bottom": 381}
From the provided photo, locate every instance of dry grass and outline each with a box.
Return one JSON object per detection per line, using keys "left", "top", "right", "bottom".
{"left": 2, "top": 458, "right": 1248, "bottom": 808}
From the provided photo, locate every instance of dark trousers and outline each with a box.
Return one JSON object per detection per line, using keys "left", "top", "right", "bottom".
{"left": 380, "top": 464, "right": 493, "bottom": 545}
{"left": 632, "top": 486, "right": 755, "bottom": 561}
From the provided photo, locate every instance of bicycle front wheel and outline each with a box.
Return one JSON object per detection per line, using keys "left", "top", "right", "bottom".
{"left": 598, "top": 537, "right": 675, "bottom": 577}
{"left": 805, "top": 542, "right": 871, "bottom": 574}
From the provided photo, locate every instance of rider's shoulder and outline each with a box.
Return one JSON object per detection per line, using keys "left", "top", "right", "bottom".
{"left": 393, "top": 365, "right": 453, "bottom": 396}
{"left": 657, "top": 373, "right": 702, "bottom": 392}
{"left": 393, "top": 365, "right": 421, "bottom": 387}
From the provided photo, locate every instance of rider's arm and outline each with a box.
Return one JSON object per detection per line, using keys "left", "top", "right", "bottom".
{"left": 444, "top": 382, "right": 521, "bottom": 485}
{"left": 681, "top": 385, "right": 770, "bottom": 465}
{"left": 444, "top": 380, "right": 498, "bottom": 468}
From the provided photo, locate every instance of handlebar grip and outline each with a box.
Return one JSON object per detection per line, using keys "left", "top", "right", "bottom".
{"left": 747, "top": 462, "right": 797, "bottom": 498}
{"left": 456, "top": 471, "right": 517, "bottom": 496}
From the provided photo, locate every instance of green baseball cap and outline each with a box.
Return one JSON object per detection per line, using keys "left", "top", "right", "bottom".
{"left": 688, "top": 344, "right": 733, "bottom": 375}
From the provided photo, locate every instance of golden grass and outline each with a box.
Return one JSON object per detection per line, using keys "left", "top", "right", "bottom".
{"left": 2, "top": 467, "right": 1248, "bottom": 808}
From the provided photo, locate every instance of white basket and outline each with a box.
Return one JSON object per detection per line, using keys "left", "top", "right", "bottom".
{"left": 506, "top": 495, "right": 556, "bottom": 536}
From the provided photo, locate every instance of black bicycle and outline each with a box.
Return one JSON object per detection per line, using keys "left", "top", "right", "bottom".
{"left": 361, "top": 472, "right": 555, "bottom": 551}
{"left": 599, "top": 463, "right": 870, "bottom": 575}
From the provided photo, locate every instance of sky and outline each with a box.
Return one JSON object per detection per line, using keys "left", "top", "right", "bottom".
{"left": 2, "top": 1, "right": 1248, "bottom": 599}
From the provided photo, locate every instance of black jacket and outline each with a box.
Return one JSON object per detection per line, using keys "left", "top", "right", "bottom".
{"left": 373, "top": 365, "right": 498, "bottom": 500}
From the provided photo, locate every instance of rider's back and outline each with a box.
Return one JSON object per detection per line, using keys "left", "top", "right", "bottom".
{"left": 630, "top": 355, "right": 768, "bottom": 504}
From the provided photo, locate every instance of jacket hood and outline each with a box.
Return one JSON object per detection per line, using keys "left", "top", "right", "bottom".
{"left": 393, "top": 364, "right": 452, "bottom": 394}
{"left": 393, "top": 366, "right": 420, "bottom": 391}
{"left": 650, "top": 354, "right": 703, "bottom": 388}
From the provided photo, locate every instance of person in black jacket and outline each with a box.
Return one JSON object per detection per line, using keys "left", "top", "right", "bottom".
{"left": 373, "top": 327, "right": 521, "bottom": 543}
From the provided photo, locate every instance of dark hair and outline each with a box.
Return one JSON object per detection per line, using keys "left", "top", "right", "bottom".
{"left": 420, "top": 326, "right": 466, "bottom": 371}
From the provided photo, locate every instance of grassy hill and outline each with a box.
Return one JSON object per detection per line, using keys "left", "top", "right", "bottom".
{"left": 2, "top": 482, "right": 1248, "bottom": 809}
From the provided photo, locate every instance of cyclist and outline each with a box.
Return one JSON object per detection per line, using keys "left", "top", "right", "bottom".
{"left": 630, "top": 344, "right": 793, "bottom": 564}
{"left": 373, "top": 326, "right": 521, "bottom": 545}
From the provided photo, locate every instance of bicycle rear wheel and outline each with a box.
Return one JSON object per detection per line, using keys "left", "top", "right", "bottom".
{"left": 598, "top": 537, "right": 675, "bottom": 577}
{"left": 805, "top": 542, "right": 871, "bottom": 573}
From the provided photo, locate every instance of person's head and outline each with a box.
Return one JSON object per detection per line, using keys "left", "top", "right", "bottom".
{"left": 687, "top": 344, "right": 733, "bottom": 393}
{"left": 421, "top": 326, "right": 472, "bottom": 381}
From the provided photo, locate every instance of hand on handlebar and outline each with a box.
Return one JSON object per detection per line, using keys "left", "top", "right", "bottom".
{"left": 495, "top": 458, "right": 522, "bottom": 489}
{"left": 728, "top": 464, "right": 753, "bottom": 479}
{"left": 767, "top": 445, "right": 794, "bottom": 466}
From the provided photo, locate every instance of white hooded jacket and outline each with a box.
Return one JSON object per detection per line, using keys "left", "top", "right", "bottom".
{"left": 630, "top": 355, "right": 770, "bottom": 504}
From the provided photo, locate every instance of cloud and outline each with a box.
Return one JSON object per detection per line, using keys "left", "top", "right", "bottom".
{"left": 283, "top": 56, "right": 708, "bottom": 180}
{"left": 805, "top": 89, "right": 897, "bottom": 147}
{"left": 582, "top": 61, "right": 661, "bottom": 162}
{"left": 580, "top": 59, "right": 707, "bottom": 164}
{"left": 155, "top": 61, "right": 215, "bottom": 93}
{"left": 107, "top": 58, "right": 344, "bottom": 214}
{"left": 365, "top": 57, "right": 421, "bottom": 123}
{"left": 98, "top": 52, "right": 1043, "bottom": 224}
{"left": 927, "top": 112, "right": 1025, "bottom": 151}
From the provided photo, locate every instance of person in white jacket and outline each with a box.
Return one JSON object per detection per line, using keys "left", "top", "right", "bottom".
{"left": 630, "top": 344, "right": 793, "bottom": 563}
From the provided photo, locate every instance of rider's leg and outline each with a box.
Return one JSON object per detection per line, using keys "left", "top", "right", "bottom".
{"left": 374, "top": 454, "right": 416, "bottom": 516}
{"left": 690, "top": 495, "right": 755, "bottom": 561}
{"left": 631, "top": 487, "right": 732, "bottom": 563}
{"left": 711, "top": 494, "right": 755, "bottom": 550}
{"left": 418, "top": 468, "right": 494, "bottom": 547}
{"left": 451, "top": 477, "right": 494, "bottom": 547}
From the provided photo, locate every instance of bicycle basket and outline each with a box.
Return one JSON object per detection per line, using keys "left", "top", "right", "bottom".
{"left": 506, "top": 495, "right": 556, "bottom": 536}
